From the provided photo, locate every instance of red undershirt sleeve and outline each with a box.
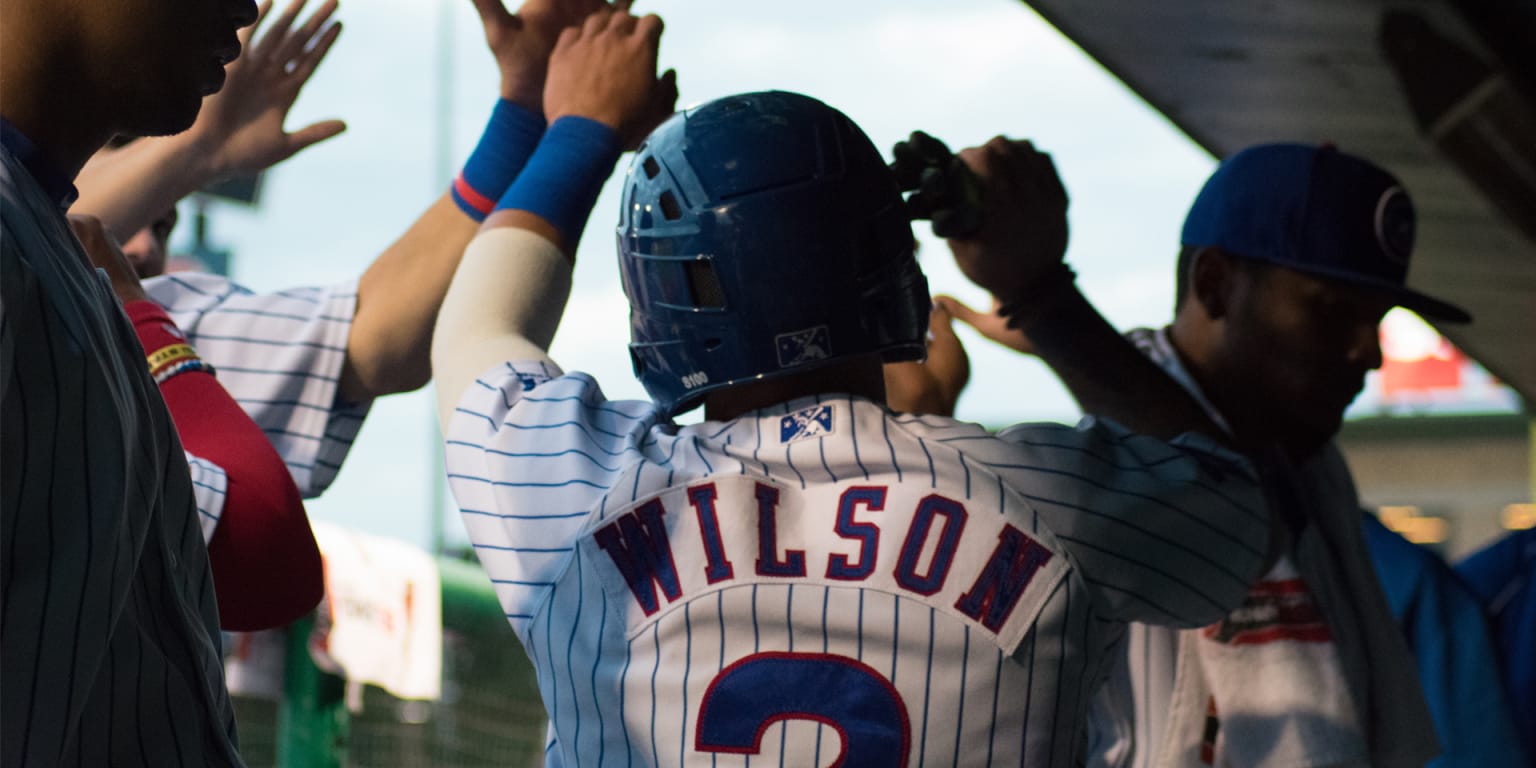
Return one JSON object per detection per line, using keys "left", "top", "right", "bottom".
{"left": 127, "top": 299, "right": 323, "bottom": 631}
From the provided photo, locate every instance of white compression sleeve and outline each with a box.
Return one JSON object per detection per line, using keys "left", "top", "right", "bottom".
{"left": 431, "top": 226, "right": 572, "bottom": 426}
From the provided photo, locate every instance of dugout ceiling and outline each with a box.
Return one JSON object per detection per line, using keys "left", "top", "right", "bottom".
{"left": 1019, "top": 0, "right": 1536, "bottom": 405}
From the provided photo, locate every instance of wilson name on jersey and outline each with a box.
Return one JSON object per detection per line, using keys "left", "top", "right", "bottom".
{"left": 584, "top": 475, "right": 1066, "bottom": 653}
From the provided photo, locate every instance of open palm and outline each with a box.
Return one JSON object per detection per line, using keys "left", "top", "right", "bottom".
{"left": 189, "top": 0, "right": 346, "bottom": 179}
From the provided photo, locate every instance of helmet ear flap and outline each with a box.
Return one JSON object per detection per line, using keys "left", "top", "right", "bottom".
{"left": 629, "top": 346, "right": 646, "bottom": 378}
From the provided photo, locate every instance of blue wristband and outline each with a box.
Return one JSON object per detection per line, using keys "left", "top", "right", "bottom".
{"left": 495, "top": 116, "right": 622, "bottom": 248}
{"left": 451, "top": 99, "right": 547, "bottom": 221}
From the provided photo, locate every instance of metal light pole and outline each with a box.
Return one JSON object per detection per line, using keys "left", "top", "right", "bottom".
{"left": 428, "top": 0, "right": 456, "bottom": 557}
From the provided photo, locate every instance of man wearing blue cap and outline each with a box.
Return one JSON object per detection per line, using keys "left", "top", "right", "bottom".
{"left": 934, "top": 139, "right": 1519, "bottom": 767}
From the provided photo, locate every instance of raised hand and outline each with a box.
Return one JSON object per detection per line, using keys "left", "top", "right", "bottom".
{"left": 471, "top": 0, "right": 627, "bottom": 110}
{"left": 68, "top": 215, "right": 147, "bottom": 305}
{"left": 945, "top": 137, "right": 1069, "bottom": 305}
{"left": 185, "top": 0, "right": 346, "bottom": 180}
{"left": 543, "top": 10, "right": 677, "bottom": 147}
{"left": 936, "top": 294, "right": 1035, "bottom": 355}
{"left": 883, "top": 304, "right": 971, "bottom": 417}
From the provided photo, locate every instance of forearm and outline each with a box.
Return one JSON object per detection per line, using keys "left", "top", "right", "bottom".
{"left": 340, "top": 100, "right": 548, "bottom": 402}
{"left": 431, "top": 221, "right": 571, "bottom": 427}
{"left": 71, "top": 134, "right": 214, "bottom": 241}
{"left": 340, "top": 195, "right": 478, "bottom": 401}
{"left": 127, "top": 301, "right": 322, "bottom": 631}
{"left": 431, "top": 115, "right": 623, "bottom": 426}
{"left": 1014, "top": 278, "right": 1227, "bottom": 442}
{"left": 173, "top": 371, "right": 324, "bottom": 632}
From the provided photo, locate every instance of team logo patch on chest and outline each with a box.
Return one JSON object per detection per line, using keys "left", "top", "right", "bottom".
{"left": 780, "top": 404, "right": 834, "bottom": 444}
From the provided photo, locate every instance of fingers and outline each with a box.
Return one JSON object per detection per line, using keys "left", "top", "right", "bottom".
{"left": 286, "top": 120, "right": 348, "bottom": 156}
{"left": 581, "top": 6, "right": 617, "bottom": 35}
{"left": 287, "top": 19, "right": 342, "bottom": 83}
{"left": 923, "top": 304, "right": 971, "bottom": 395}
{"left": 544, "top": 7, "right": 669, "bottom": 138}
{"left": 971, "top": 136, "right": 1066, "bottom": 207}
{"left": 1031, "top": 150, "right": 1068, "bottom": 204}
{"left": 254, "top": 0, "right": 307, "bottom": 63}
{"left": 66, "top": 214, "right": 108, "bottom": 249}
{"left": 469, "top": 0, "right": 515, "bottom": 29}
{"left": 272, "top": 0, "right": 339, "bottom": 67}
{"left": 936, "top": 294, "right": 1035, "bottom": 355}
{"left": 655, "top": 67, "right": 679, "bottom": 112}
{"left": 620, "top": 67, "right": 676, "bottom": 150}
{"left": 935, "top": 294, "right": 986, "bottom": 329}
{"left": 635, "top": 11, "right": 664, "bottom": 40}
{"left": 239, "top": 0, "right": 275, "bottom": 47}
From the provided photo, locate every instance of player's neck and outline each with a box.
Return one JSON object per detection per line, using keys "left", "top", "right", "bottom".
{"left": 703, "top": 355, "right": 886, "bottom": 422}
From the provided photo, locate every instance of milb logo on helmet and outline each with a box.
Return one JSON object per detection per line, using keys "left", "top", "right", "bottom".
{"left": 775, "top": 326, "right": 832, "bottom": 368}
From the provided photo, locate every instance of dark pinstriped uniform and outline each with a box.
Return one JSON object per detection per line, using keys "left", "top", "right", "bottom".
{"left": 2, "top": 139, "right": 242, "bottom": 766}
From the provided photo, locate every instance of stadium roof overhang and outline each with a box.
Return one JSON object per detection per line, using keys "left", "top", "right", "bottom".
{"left": 1020, "top": 0, "right": 1536, "bottom": 404}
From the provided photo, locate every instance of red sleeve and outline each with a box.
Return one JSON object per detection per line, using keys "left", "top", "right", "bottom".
{"left": 127, "top": 300, "right": 324, "bottom": 631}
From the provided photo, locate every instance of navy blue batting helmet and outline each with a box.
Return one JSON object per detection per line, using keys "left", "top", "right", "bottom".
{"left": 618, "top": 91, "right": 929, "bottom": 416}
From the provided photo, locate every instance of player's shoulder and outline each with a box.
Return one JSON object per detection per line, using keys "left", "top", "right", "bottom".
{"left": 886, "top": 409, "right": 1000, "bottom": 444}
{"left": 884, "top": 411, "right": 1137, "bottom": 468}
{"left": 452, "top": 362, "right": 668, "bottom": 451}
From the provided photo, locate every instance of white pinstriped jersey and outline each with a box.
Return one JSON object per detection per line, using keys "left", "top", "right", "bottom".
{"left": 144, "top": 273, "right": 368, "bottom": 502}
{"left": 87, "top": 274, "right": 362, "bottom": 544}
{"left": 444, "top": 360, "right": 1268, "bottom": 767}
{"left": 2, "top": 146, "right": 242, "bottom": 766}
{"left": 188, "top": 453, "right": 230, "bottom": 542}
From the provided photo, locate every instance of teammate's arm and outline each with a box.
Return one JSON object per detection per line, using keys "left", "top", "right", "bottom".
{"left": 942, "top": 138, "right": 1227, "bottom": 443}
{"left": 882, "top": 302, "right": 970, "bottom": 416}
{"left": 432, "top": 9, "right": 675, "bottom": 425}
{"left": 342, "top": 0, "right": 652, "bottom": 402}
{"left": 71, "top": 0, "right": 344, "bottom": 241}
{"left": 69, "top": 215, "right": 322, "bottom": 631}
{"left": 997, "top": 418, "right": 1268, "bottom": 626}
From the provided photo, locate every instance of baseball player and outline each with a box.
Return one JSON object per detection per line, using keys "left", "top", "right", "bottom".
{"left": 1, "top": 0, "right": 257, "bottom": 762}
{"left": 933, "top": 142, "right": 1463, "bottom": 767}
{"left": 430, "top": 16, "right": 1270, "bottom": 767}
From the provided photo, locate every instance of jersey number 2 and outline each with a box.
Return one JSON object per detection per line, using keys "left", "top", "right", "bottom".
{"left": 694, "top": 652, "right": 910, "bottom": 766}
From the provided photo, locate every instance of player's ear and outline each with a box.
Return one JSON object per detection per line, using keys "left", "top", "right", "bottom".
{"left": 1188, "top": 246, "right": 1239, "bottom": 321}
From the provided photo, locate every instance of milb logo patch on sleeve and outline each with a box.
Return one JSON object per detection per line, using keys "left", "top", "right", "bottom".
{"left": 780, "top": 404, "right": 834, "bottom": 444}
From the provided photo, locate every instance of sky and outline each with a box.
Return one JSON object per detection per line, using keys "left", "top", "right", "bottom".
{"left": 170, "top": 0, "right": 1507, "bottom": 548}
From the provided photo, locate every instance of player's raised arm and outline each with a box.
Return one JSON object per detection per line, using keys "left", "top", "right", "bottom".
{"left": 941, "top": 138, "right": 1228, "bottom": 443}
{"left": 432, "top": 9, "right": 675, "bottom": 426}
{"left": 344, "top": 0, "right": 665, "bottom": 401}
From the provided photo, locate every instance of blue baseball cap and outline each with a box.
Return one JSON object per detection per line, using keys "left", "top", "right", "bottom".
{"left": 1181, "top": 143, "right": 1471, "bottom": 323}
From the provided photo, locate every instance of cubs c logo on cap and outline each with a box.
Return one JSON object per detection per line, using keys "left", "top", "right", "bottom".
{"left": 1375, "top": 186, "right": 1413, "bottom": 266}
